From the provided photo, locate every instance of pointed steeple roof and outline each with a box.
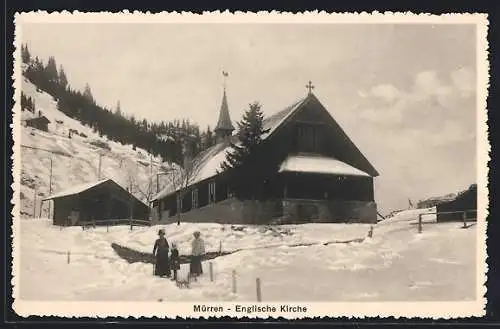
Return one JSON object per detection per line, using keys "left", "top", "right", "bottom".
{"left": 215, "top": 88, "right": 234, "bottom": 132}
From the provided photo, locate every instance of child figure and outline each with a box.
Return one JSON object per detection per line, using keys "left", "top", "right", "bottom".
{"left": 170, "top": 243, "right": 180, "bottom": 281}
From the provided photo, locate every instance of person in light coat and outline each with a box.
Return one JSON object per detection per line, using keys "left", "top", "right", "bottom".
{"left": 189, "top": 231, "right": 205, "bottom": 277}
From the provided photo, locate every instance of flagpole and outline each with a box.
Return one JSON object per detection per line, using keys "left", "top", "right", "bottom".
{"left": 222, "top": 70, "right": 228, "bottom": 90}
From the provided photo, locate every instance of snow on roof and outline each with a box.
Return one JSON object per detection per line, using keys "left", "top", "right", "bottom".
{"left": 43, "top": 178, "right": 111, "bottom": 200}
{"left": 21, "top": 110, "right": 36, "bottom": 121}
{"left": 189, "top": 143, "right": 233, "bottom": 184}
{"left": 151, "top": 95, "right": 309, "bottom": 201}
{"left": 261, "top": 97, "right": 307, "bottom": 139}
{"left": 278, "top": 155, "right": 371, "bottom": 177}
{"left": 151, "top": 142, "right": 234, "bottom": 201}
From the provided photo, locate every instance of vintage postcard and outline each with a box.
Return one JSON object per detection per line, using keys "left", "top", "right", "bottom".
{"left": 11, "top": 11, "right": 489, "bottom": 319}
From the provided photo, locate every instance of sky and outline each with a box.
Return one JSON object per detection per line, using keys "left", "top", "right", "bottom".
{"left": 20, "top": 22, "right": 478, "bottom": 214}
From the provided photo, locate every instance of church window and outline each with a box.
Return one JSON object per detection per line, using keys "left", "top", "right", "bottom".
{"left": 209, "top": 181, "right": 216, "bottom": 203}
{"left": 296, "top": 124, "right": 321, "bottom": 153}
{"left": 176, "top": 194, "right": 182, "bottom": 210}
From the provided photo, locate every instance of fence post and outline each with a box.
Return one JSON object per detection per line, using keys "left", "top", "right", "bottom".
{"left": 209, "top": 262, "right": 214, "bottom": 282}
{"left": 232, "top": 270, "right": 237, "bottom": 294}
{"left": 219, "top": 240, "right": 222, "bottom": 255}
{"left": 418, "top": 214, "right": 422, "bottom": 234}
{"left": 38, "top": 200, "right": 43, "bottom": 218}
{"left": 107, "top": 224, "right": 109, "bottom": 233}
{"left": 368, "top": 225, "right": 373, "bottom": 238}
{"left": 462, "top": 211, "right": 467, "bottom": 228}
{"left": 67, "top": 251, "right": 70, "bottom": 264}
{"left": 256, "top": 278, "right": 262, "bottom": 302}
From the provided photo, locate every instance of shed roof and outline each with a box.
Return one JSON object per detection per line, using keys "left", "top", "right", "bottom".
{"left": 43, "top": 178, "right": 148, "bottom": 207}
{"left": 24, "top": 115, "right": 51, "bottom": 124}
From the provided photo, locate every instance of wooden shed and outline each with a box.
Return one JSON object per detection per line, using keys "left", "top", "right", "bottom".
{"left": 42, "top": 178, "right": 150, "bottom": 226}
{"left": 24, "top": 115, "right": 50, "bottom": 132}
{"left": 436, "top": 184, "right": 477, "bottom": 222}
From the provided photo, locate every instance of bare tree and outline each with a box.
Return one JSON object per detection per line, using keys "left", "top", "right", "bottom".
{"left": 135, "top": 180, "right": 154, "bottom": 205}
{"left": 169, "top": 158, "right": 195, "bottom": 225}
{"left": 124, "top": 159, "right": 141, "bottom": 222}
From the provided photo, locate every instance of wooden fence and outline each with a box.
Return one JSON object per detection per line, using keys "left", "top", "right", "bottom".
{"left": 79, "top": 219, "right": 153, "bottom": 231}
{"left": 418, "top": 209, "right": 477, "bottom": 233}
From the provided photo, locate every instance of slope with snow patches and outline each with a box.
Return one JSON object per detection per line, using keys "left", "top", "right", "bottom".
{"left": 18, "top": 78, "right": 175, "bottom": 217}
{"left": 18, "top": 207, "right": 477, "bottom": 302}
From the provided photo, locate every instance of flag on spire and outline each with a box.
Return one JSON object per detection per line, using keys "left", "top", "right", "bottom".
{"left": 223, "top": 71, "right": 229, "bottom": 77}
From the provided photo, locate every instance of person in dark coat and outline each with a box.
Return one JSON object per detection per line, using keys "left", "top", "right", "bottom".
{"left": 170, "top": 243, "right": 180, "bottom": 281}
{"left": 190, "top": 231, "right": 205, "bottom": 277}
{"left": 153, "top": 229, "right": 170, "bottom": 277}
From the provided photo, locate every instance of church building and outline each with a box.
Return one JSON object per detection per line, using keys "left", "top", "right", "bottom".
{"left": 151, "top": 81, "right": 379, "bottom": 224}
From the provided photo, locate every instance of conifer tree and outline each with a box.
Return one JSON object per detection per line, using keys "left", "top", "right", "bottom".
{"left": 221, "top": 102, "right": 269, "bottom": 200}
{"left": 83, "top": 83, "right": 94, "bottom": 103}
{"left": 115, "top": 100, "right": 122, "bottom": 116}
{"left": 221, "top": 101, "right": 268, "bottom": 171}
{"left": 21, "top": 44, "right": 31, "bottom": 64}
{"left": 45, "top": 56, "right": 58, "bottom": 85}
{"left": 58, "top": 65, "right": 68, "bottom": 89}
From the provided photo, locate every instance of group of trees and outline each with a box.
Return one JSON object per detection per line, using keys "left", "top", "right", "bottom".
{"left": 20, "top": 43, "right": 217, "bottom": 166}
{"left": 20, "top": 92, "right": 36, "bottom": 113}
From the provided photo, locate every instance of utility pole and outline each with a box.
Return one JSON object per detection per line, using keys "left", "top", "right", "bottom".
{"left": 49, "top": 158, "right": 53, "bottom": 194}
{"left": 149, "top": 153, "right": 153, "bottom": 201}
{"left": 98, "top": 153, "right": 103, "bottom": 180}
{"left": 33, "top": 188, "right": 37, "bottom": 218}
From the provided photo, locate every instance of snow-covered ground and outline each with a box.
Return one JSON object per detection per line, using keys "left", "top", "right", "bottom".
{"left": 18, "top": 78, "right": 175, "bottom": 217}
{"left": 17, "top": 207, "right": 478, "bottom": 302}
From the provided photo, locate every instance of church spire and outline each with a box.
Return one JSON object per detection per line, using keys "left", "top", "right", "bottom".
{"left": 214, "top": 71, "right": 234, "bottom": 143}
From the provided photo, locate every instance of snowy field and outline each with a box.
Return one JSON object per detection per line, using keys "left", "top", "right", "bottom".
{"left": 17, "top": 208, "right": 478, "bottom": 302}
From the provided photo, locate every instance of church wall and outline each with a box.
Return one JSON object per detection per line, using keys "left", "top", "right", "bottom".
{"left": 154, "top": 197, "right": 246, "bottom": 225}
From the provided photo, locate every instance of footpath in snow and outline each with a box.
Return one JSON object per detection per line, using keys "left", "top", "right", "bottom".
{"left": 17, "top": 208, "right": 477, "bottom": 302}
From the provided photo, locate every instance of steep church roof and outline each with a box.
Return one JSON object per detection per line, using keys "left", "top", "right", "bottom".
{"left": 152, "top": 92, "right": 378, "bottom": 201}
{"left": 214, "top": 89, "right": 234, "bottom": 132}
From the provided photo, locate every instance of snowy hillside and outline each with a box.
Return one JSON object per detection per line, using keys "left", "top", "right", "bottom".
{"left": 16, "top": 207, "right": 478, "bottom": 302}
{"left": 18, "top": 78, "right": 176, "bottom": 217}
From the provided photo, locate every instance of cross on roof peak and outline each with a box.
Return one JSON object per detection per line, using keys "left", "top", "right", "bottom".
{"left": 306, "top": 80, "right": 315, "bottom": 95}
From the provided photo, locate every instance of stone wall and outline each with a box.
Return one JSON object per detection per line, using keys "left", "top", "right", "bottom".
{"left": 241, "top": 199, "right": 280, "bottom": 224}
{"left": 282, "top": 198, "right": 377, "bottom": 224}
